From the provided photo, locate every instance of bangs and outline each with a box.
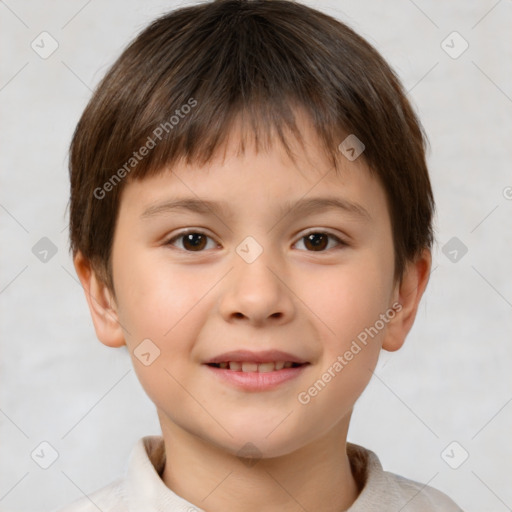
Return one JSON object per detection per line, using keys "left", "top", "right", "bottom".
{"left": 123, "top": 99, "right": 344, "bottom": 184}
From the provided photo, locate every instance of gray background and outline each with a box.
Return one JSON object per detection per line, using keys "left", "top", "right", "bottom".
{"left": 1, "top": 1, "right": 511, "bottom": 511}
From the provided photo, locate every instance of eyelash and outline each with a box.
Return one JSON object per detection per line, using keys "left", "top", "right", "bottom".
{"left": 164, "top": 229, "right": 348, "bottom": 253}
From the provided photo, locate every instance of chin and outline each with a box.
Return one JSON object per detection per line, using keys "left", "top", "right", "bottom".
{"left": 206, "top": 422, "right": 311, "bottom": 461}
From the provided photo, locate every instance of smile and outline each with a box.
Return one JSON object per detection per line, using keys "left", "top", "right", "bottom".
{"left": 207, "top": 361, "right": 305, "bottom": 372}
{"left": 204, "top": 361, "right": 310, "bottom": 391}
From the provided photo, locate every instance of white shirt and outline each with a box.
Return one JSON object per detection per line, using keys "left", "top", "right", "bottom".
{"left": 55, "top": 435, "right": 463, "bottom": 511}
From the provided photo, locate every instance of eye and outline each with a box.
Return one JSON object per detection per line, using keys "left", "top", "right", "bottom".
{"left": 294, "top": 231, "right": 346, "bottom": 252}
{"left": 165, "top": 230, "right": 218, "bottom": 252}
{"left": 165, "top": 230, "right": 346, "bottom": 253}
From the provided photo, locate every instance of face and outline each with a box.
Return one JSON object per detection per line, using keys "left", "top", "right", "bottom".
{"left": 93, "top": 117, "right": 413, "bottom": 459}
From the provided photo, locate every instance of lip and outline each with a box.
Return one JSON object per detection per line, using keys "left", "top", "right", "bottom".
{"left": 203, "top": 349, "right": 308, "bottom": 365}
{"left": 204, "top": 363, "right": 309, "bottom": 392}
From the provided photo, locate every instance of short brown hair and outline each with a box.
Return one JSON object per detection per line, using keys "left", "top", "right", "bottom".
{"left": 68, "top": 0, "right": 434, "bottom": 293}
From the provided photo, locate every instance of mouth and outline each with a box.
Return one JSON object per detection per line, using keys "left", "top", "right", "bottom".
{"left": 206, "top": 361, "right": 307, "bottom": 372}
{"left": 202, "top": 350, "right": 310, "bottom": 391}
{"left": 203, "top": 350, "right": 309, "bottom": 370}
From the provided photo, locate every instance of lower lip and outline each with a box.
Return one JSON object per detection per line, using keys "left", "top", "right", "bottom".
{"left": 203, "top": 364, "right": 309, "bottom": 391}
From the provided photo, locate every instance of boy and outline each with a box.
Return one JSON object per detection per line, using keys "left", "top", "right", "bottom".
{"left": 61, "top": 0, "right": 463, "bottom": 510}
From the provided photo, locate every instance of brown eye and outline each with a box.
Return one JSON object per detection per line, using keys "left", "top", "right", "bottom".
{"left": 306, "top": 233, "right": 328, "bottom": 251}
{"left": 166, "top": 231, "right": 216, "bottom": 251}
{"left": 296, "top": 232, "right": 345, "bottom": 252}
{"left": 182, "top": 233, "right": 207, "bottom": 251}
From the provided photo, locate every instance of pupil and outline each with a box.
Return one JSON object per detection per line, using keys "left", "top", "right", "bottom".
{"left": 306, "top": 233, "right": 327, "bottom": 251}
{"left": 184, "top": 233, "right": 206, "bottom": 251}
{"left": 181, "top": 233, "right": 329, "bottom": 251}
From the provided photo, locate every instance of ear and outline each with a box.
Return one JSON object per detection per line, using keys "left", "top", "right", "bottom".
{"left": 73, "top": 251, "right": 125, "bottom": 348}
{"left": 382, "top": 249, "right": 432, "bottom": 352}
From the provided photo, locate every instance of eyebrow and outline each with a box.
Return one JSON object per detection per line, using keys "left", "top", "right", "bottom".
{"left": 140, "top": 196, "right": 371, "bottom": 222}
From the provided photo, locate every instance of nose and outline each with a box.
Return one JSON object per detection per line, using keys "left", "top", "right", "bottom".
{"left": 217, "top": 248, "right": 295, "bottom": 327}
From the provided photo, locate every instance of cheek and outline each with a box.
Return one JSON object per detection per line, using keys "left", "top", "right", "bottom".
{"left": 309, "top": 256, "right": 395, "bottom": 407}
{"left": 113, "top": 254, "right": 220, "bottom": 404}
{"left": 304, "top": 255, "right": 394, "bottom": 342}
{"left": 114, "top": 250, "right": 212, "bottom": 345}
{"left": 113, "top": 255, "right": 214, "bottom": 415}
{"left": 295, "top": 261, "right": 390, "bottom": 426}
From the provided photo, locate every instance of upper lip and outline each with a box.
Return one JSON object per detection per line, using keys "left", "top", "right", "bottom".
{"left": 204, "top": 350, "right": 309, "bottom": 364}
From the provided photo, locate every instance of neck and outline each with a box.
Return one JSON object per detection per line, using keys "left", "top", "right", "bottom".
{"left": 159, "top": 416, "right": 359, "bottom": 512}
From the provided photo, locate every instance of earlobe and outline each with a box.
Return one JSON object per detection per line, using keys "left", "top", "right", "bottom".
{"left": 73, "top": 251, "right": 126, "bottom": 348}
{"left": 382, "top": 249, "right": 432, "bottom": 352}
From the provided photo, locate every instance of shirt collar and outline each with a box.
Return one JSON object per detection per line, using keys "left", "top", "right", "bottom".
{"left": 124, "top": 435, "right": 399, "bottom": 511}
{"left": 126, "top": 435, "right": 203, "bottom": 512}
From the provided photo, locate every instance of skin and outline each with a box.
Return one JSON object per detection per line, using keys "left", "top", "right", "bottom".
{"left": 75, "top": 112, "right": 431, "bottom": 512}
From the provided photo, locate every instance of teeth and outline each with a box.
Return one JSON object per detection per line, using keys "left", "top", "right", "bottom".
{"left": 241, "top": 362, "right": 258, "bottom": 372}
{"left": 216, "top": 361, "right": 300, "bottom": 372}
{"left": 258, "top": 362, "right": 275, "bottom": 373}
